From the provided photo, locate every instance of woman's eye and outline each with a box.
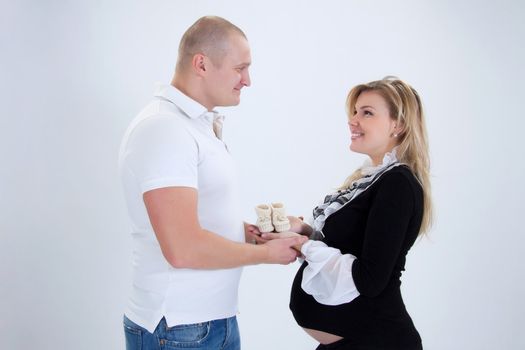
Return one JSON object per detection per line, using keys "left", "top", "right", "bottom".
{"left": 364, "top": 111, "right": 373, "bottom": 117}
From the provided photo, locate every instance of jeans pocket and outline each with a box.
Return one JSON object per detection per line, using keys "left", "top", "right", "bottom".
{"left": 123, "top": 317, "right": 142, "bottom": 350}
{"left": 163, "top": 321, "right": 211, "bottom": 345}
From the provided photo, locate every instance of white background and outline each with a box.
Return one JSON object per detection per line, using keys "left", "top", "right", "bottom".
{"left": 1, "top": 1, "right": 524, "bottom": 349}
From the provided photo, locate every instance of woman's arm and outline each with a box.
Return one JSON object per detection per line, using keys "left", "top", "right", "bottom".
{"left": 261, "top": 231, "right": 360, "bottom": 305}
{"left": 300, "top": 240, "right": 360, "bottom": 305}
{"left": 351, "top": 171, "right": 418, "bottom": 297}
{"left": 296, "top": 171, "right": 418, "bottom": 304}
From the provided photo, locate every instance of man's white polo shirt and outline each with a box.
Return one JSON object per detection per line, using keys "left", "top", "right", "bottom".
{"left": 118, "top": 84, "right": 244, "bottom": 333}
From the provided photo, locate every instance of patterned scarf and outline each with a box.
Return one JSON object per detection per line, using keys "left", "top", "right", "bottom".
{"left": 311, "top": 150, "right": 402, "bottom": 238}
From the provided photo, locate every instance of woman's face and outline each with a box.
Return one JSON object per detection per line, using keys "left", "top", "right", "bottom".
{"left": 348, "top": 91, "right": 400, "bottom": 165}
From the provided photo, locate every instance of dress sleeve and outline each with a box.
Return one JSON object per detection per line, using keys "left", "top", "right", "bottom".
{"left": 351, "top": 172, "right": 416, "bottom": 297}
{"left": 300, "top": 240, "right": 360, "bottom": 305}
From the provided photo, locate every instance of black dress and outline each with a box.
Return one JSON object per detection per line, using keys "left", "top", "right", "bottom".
{"left": 290, "top": 166, "right": 424, "bottom": 350}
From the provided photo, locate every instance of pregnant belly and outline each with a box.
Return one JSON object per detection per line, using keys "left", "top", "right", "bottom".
{"left": 303, "top": 327, "right": 343, "bottom": 345}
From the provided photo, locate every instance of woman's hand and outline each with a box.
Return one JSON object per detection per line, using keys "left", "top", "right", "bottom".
{"left": 288, "top": 216, "right": 304, "bottom": 233}
{"left": 287, "top": 216, "right": 314, "bottom": 237}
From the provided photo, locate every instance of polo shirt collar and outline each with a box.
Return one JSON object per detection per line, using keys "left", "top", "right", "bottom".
{"left": 153, "top": 83, "right": 222, "bottom": 122}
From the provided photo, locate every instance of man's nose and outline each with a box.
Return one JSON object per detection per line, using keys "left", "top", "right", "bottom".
{"left": 242, "top": 70, "right": 251, "bottom": 87}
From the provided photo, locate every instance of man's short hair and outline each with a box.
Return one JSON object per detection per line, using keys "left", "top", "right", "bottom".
{"left": 176, "top": 16, "right": 247, "bottom": 72}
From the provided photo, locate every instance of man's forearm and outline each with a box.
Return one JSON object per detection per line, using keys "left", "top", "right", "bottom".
{"left": 162, "top": 228, "right": 268, "bottom": 269}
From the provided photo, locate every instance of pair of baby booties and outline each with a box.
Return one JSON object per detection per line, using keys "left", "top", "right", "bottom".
{"left": 254, "top": 203, "right": 290, "bottom": 233}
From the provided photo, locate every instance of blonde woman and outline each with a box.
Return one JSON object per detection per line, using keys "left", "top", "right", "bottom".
{"left": 260, "top": 77, "right": 432, "bottom": 349}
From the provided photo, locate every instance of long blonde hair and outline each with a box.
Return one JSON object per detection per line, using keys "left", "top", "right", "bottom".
{"left": 341, "top": 77, "right": 432, "bottom": 234}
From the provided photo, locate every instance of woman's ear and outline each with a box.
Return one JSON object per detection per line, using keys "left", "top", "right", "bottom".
{"left": 392, "top": 123, "right": 404, "bottom": 138}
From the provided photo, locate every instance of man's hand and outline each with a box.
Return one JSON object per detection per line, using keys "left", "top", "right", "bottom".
{"left": 244, "top": 222, "right": 307, "bottom": 263}
{"left": 244, "top": 222, "right": 269, "bottom": 245}
{"left": 263, "top": 235, "right": 308, "bottom": 264}
{"left": 262, "top": 231, "right": 307, "bottom": 253}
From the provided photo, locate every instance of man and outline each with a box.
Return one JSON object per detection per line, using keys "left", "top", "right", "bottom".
{"left": 119, "top": 16, "right": 306, "bottom": 350}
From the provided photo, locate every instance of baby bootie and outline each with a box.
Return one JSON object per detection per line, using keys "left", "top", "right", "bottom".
{"left": 255, "top": 204, "right": 274, "bottom": 233}
{"left": 271, "top": 202, "right": 291, "bottom": 232}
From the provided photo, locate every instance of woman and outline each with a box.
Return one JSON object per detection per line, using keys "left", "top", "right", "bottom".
{"left": 261, "top": 77, "right": 432, "bottom": 349}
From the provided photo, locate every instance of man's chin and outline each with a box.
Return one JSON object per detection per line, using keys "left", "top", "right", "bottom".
{"left": 218, "top": 98, "right": 241, "bottom": 107}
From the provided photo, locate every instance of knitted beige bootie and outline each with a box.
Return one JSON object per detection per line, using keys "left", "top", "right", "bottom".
{"left": 255, "top": 204, "right": 274, "bottom": 233}
{"left": 271, "top": 202, "right": 291, "bottom": 232}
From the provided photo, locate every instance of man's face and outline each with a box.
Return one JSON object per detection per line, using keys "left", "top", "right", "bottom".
{"left": 204, "top": 34, "right": 251, "bottom": 108}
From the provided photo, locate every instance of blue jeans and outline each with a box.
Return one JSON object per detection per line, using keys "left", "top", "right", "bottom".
{"left": 123, "top": 315, "right": 240, "bottom": 350}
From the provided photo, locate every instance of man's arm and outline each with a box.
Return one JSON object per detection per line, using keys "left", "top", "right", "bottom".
{"left": 144, "top": 186, "right": 306, "bottom": 269}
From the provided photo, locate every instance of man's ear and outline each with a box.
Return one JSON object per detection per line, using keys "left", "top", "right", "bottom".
{"left": 191, "top": 53, "right": 207, "bottom": 75}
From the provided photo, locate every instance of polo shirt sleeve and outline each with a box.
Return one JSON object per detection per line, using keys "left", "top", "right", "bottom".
{"left": 124, "top": 115, "right": 199, "bottom": 193}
